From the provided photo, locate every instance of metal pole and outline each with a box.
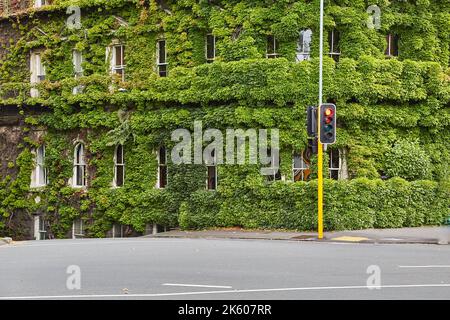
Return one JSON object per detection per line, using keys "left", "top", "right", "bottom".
{"left": 317, "top": 0, "right": 324, "bottom": 239}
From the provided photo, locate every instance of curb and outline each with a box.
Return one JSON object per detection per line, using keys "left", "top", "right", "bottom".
{"left": 149, "top": 233, "right": 447, "bottom": 245}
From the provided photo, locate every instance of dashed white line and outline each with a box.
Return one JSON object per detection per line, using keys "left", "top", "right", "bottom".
{"left": 163, "top": 283, "right": 233, "bottom": 289}
{"left": 399, "top": 265, "right": 450, "bottom": 268}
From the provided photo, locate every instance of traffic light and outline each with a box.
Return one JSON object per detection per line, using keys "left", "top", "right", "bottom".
{"left": 319, "top": 103, "right": 336, "bottom": 144}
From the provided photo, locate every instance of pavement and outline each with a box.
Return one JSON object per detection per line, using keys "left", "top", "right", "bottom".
{"left": 1, "top": 237, "right": 450, "bottom": 300}
{"left": 147, "top": 226, "right": 450, "bottom": 245}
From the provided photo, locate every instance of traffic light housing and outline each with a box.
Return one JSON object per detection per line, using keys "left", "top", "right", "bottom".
{"left": 319, "top": 103, "right": 336, "bottom": 144}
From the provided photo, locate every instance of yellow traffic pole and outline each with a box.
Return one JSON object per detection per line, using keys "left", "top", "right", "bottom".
{"left": 317, "top": 0, "right": 324, "bottom": 239}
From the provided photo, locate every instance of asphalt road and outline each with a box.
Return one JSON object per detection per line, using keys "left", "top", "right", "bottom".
{"left": 0, "top": 238, "right": 449, "bottom": 300}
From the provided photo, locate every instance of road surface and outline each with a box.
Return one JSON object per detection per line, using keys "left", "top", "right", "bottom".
{"left": 0, "top": 238, "right": 449, "bottom": 299}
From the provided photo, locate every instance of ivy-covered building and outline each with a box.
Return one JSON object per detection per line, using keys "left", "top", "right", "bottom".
{"left": 0, "top": 0, "right": 449, "bottom": 240}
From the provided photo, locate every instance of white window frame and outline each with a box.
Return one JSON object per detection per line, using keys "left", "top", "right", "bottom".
{"left": 386, "top": 34, "right": 399, "bottom": 57}
{"left": 109, "top": 44, "right": 125, "bottom": 81}
{"left": 205, "top": 33, "right": 216, "bottom": 63}
{"left": 266, "top": 150, "right": 282, "bottom": 182}
{"left": 206, "top": 150, "right": 217, "bottom": 191}
{"left": 329, "top": 29, "right": 341, "bottom": 60}
{"left": 112, "top": 224, "right": 125, "bottom": 238}
{"left": 113, "top": 144, "right": 125, "bottom": 188}
{"left": 296, "top": 29, "right": 312, "bottom": 62}
{"left": 292, "top": 151, "right": 309, "bottom": 182}
{"left": 31, "top": 145, "right": 48, "bottom": 188}
{"left": 34, "top": 216, "right": 47, "bottom": 240}
{"left": 157, "top": 39, "right": 168, "bottom": 77}
{"left": 156, "top": 147, "right": 168, "bottom": 189}
{"left": 266, "top": 35, "right": 279, "bottom": 59}
{"left": 72, "top": 50, "right": 84, "bottom": 94}
{"left": 73, "top": 143, "right": 87, "bottom": 188}
{"left": 329, "top": 148, "right": 341, "bottom": 180}
{"left": 34, "top": 0, "right": 48, "bottom": 8}
{"left": 30, "top": 51, "right": 46, "bottom": 97}
{"left": 72, "top": 218, "right": 84, "bottom": 239}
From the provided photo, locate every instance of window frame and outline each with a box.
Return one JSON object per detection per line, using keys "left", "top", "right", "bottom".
{"left": 328, "top": 29, "right": 341, "bottom": 62}
{"left": 72, "top": 218, "right": 84, "bottom": 239}
{"left": 73, "top": 143, "right": 87, "bottom": 188}
{"left": 30, "top": 51, "right": 46, "bottom": 97}
{"left": 206, "top": 150, "right": 218, "bottom": 191}
{"left": 157, "top": 39, "right": 168, "bottom": 77}
{"left": 205, "top": 33, "right": 216, "bottom": 63}
{"left": 156, "top": 146, "right": 168, "bottom": 189}
{"left": 328, "top": 148, "right": 341, "bottom": 180}
{"left": 386, "top": 34, "right": 399, "bottom": 57}
{"left": 296, "top": 29, "right": 312, "bottom": 62}
{"left": 34, "top": 0, "right": 49, "bottom": 8}
{"left": 113, "top": 144, "right": 125, "bottom": 188}
{"left": 266, "top": 35, "right": 279, "bottom": 59}
{"left": 110, "top": 44, "right": 126, "bottom": 82}
{"left": 292, "top": 151, "right": 310, "bottom": 182}
{"left": 32, "top": 145, "right": 48, "bottom": 188}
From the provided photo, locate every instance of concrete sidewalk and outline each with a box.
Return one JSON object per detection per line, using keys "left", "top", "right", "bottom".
{"left": 148, "top": 226, "right": 450, "bottom": 245}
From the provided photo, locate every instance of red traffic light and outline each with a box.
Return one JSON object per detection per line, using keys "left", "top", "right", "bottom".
{"left": 324, "top": 108, "right": 334, "bottom": 116}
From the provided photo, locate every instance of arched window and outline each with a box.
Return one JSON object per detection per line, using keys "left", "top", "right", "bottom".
{"left": 114, "top": 144, "right": 125, "bottom": 187}
{"left": 296, "top": 29, "right": 312, "bottom": 62}
{"left": 73, "top": 143, "right": 86, "bottom": 187}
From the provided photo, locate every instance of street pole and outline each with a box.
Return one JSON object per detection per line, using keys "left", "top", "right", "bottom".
{"left": 317, "top": 0, "right": 324, "bottom": 239}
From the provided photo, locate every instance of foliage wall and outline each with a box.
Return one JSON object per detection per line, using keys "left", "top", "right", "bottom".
{"left": 0, "top": 0, "right": 449, "bottom": 238}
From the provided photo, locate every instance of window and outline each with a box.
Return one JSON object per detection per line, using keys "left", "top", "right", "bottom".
{"left": 112, "top": 224, "right": 125, "bottom": 238}
{"left": 31, "top": 145, "right": 47, "bottom": 187}
{"left": 34, "top": 0, "right": 49, "bottom": 8}
{"left": 293, "top": 151, "right": 310, "bottom": 182}
{"left": 34, "top": 216, "right": 47, "bottom": 240}
{"left": 386, "top": 34, "right": 399, "bottom": 57}
{"left": 266, "top": 149, "right": 282, "bottom": 182}
{"left": 266, "top": 35, "right": 279, "bottom": 59}
{"left": 73, "top": 50, "right": 83, "bottom": 78}
{"left": 206, "top": 150, "right": 217, "bottom": 190}
{"left": 206, "top": 34, "right": 216, "bottom": 63}
{"left": 72, "top": 50, "right": 84, "bottom": 94}
{"left": 328, "top": 29, "right": 341, "bottom": 62}
{"left": 328, "top": 148, "right": 341, "bottom": 180}
{"left": 30, "top": 51, "right": 46, "bottom": 97}
{"left": 110, "top": 45, "right": 125, "bottom": 81}
{"left": 72, "top": 218, "right": 84, "bottom": 239}
{"left": 73, "top": 143, "right": 86, "bottom": 187}
{"left": 296, "top": 29, "right": 312, "bottom": 62}
{"left": 157, "top": 146, "right": 168, "bottom": 188}
{"left": 157, "top": 39, "right": 168, "bottom": 77}
{"left": 114, "top": 144, "right": 125, "bottom": 187}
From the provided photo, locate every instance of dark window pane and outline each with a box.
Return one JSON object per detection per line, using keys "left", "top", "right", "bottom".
{"left": 116, "top": 145, "right": 123, "bottom": 164}
{"left": 267, "top": 35, "right": 276, "bottom": 54}
{"left": 116, "top": 165, "right": 124, "bottom": 187}
{"left": 206, "top": 34, "right": 215, "bottom": 60}
{"left": 159, "top": 64, "right": 167, "bottom": 77}
{"left": 207, "top": 166, "right": 216, "bottom": 190}
{"left": 115, "top": 46, "right": 123, "bottom": 66}
{"left": 158, "top": 40, "right": 166, "bottom": 64}
{"left": 159, "top": 147, "right": 166, "bottom": 165}
{"left": 159, "top": 166, "right": 167, "bottom": 188}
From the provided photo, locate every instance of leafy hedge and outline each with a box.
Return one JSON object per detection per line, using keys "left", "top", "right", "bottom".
{"left": 179, "top": 178, "right": 450, "bottom": 231}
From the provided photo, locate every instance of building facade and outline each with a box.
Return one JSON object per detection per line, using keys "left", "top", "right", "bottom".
{"left": 0, "top": 0, "right": 449, "bottom": 240}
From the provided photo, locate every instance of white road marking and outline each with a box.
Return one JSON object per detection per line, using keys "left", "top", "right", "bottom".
{"left": 399, "top": 265, "right": 450, "bottom": 268}
{"left": 163, "top": 283, "right": 233, "bottom": 289}
{"left": 1, "top": 283, "right": 450, "bottom": 300}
